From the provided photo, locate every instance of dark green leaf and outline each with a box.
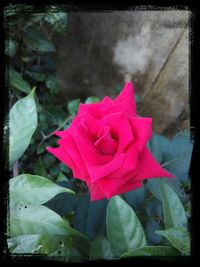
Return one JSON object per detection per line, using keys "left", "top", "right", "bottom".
{"left": 56, "top": 171, "right": 69, "bottom": 182}
{"left": 5, "top": 39, "right": 18, "bottom": 57}
{"left": 68, "top": 246, "right": 82, "bottom": 262}
{"left": 67, "top": 99, "right": 80, "bottom": 115}
{"left": 45, "top": 75, "right": 58, "bottom": 94}
{"left": 163, "top": 131, "right": 193, "bottom": 182}
{"left": 148, "top": 133, "right": 170, "bottom": 163}
{"left": 146, "top": 179, "right": 162, "bottom": 201}
{"left": 107, "top": 196, "right": 146, "bottom": 257}
{"left": 9, "top": 68, "right": 31, "bottom": 93}
{"left": 44, "top": 193, "right": 79, "bottom": 217}
{"left": 33, "top": 161, "right": 47, "bottom": 177}
{"left": 146, "top": 219, "right": 162, "bottom": 245}
{"left": 25, "top": 70, "right": 46, "bottom": 82}
{"left": 73, "top": 193, "right": 108, "bottom": 239}
{"left": 124, "top": 186, "right": 146, "bottom": 210}
{"left": 155, "top": 228, "right": 190, "bottom": 255}
{"left": 159, "top": 181, "right": 187, "bottom": 229}
{"left": 145, "top": 198, "right": 163, "bottom": 218}
{"left": 9, "top": 88, "right": 37, "bottom": 167}
{"left": 23, "top": 29, "right": 56, "bottom": 52}
{"left": 60, "top": 163, "right": 71, "bottom": 174}
{"left": 121, "top": 246, "right": 180, "bottom": 257}
{"left": 90, "top": 235, "right": 113, "bottom": 260}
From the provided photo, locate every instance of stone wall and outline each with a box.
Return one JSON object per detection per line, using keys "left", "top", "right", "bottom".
{"left": 55, "top": 10, "right": 190, "bottom": 137}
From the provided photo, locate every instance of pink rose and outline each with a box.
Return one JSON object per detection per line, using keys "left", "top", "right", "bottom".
{"left": 47, "top": 82, "right": 173, "bottom": 201}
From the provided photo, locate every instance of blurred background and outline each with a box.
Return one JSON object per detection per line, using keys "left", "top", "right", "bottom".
{"left": 55, "top": 10, "right": 190, "bottom": 137}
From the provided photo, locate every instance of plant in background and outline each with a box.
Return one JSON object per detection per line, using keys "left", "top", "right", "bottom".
{"left": 5, "top": 5, "right": 193, "bottom": 262}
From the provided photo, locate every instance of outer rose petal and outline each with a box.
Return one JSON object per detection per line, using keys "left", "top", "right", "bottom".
{"left": 87, "top": 181, "right": 106, "bottom": 201}
{"left": 47, "top": 146, "right": 87, "bottom": 181}
{"left": 96, "top": 170, "right": 141, "bottom": 199}
{"left": 58, "top": 132, "right": 89, "bottom": 179}
{"left": 78, "top": 81, "right": 136, "bottom": 119}
{"left": 134, "top": 147, "right": 175, "bottom": 181}
{"left": 129, "top": 117, "right": 152, "bottom": 152}
{"left": 114, "top": 81, "right": 136, "bottom": 116}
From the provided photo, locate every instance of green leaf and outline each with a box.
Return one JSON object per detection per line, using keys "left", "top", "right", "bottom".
{"left": 124, "top": 186, "right": 146, "bottom": 210}
{"left": 90, "top": 235, "right": 113, "bottom": 260}
{"left": 68, "top": 246, "right": 82, "bottom": 262}
{"left": 9, "top": 88, "right": 37, "bottom": 167}
{"left": 106, "top": 196, "right": 146, "bottom": 257}
{"left": 9, "top": 174, "right": 74, "bottom": 205}
{"left": 8, "top": 234, "right": 42, "bottom": 254}
{"left": 9, "top": 204, "right": 84, "bottom": 238}
{"left": 8, "top": 234, "right": 72, "bottom": 254}
{"left": 45, "top": 75, "right": 58, "bottom": 94}
{"left": 44, "top": 193, "right": 79, "bottom": 218}
{"left": 135, "top": 93, "right": 140, "bottom": 104}
{"left": 148, "top": 133, "right": 170, "bottom": 163}
{"left": 146, "top": 178, "right": 162, "bottom": 201}
{"left": 9, "top": 68, "right": 31, "bottom": 93}
{"left": 44, "top": 12, "right": 68, "bottom": 35}
{"left": 146, "top": 219, "right": 162, "bottom": 245}
{"left": 121, "top": 246, "right": 180, "bottom": 257}
{"left": 163, "top": 131, "right": 193, "bottom": 183}
{"left": 23, "top": 29, "right": 56, "bottom": 52}
{"left": 56, "top": 171, "right": 69, "bottom": 182}
{"left": 5, "top": 39, "right": 18, "bottom": 57}
{"left": 25, "top": 70, "right": 46, "bottom": 82}
{"left": 159, "top": 181, "right": 187, "bottom": 229}
{"left": 85, "top": 96, "right": 100, "bottom": 104}
{"left": 33, "top": 160, "right": 46, "bottom": 177}
{"left": 67, "top": 99, "right": 80, "bottom": 115}
{"left": 155, "top": 228, "right": 190, "bottom": 255}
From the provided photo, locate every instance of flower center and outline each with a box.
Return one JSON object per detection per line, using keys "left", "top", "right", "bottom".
{"left": 94, "top": 125, "right": 118, "bottom": 155}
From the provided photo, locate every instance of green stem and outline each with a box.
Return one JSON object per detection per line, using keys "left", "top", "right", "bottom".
{"left": 161, "top": 152, "right": 189, "bottom": 168}
{"left": 37, "top": 115, "right": 73, "bottom": 147}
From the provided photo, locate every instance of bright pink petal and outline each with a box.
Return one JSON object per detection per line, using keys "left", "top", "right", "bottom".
{"left": 96, "top": 172, "right": 141, "bottom": 199}
{"left": 54, "top": 130, "right": 68, "bottom": 138}
{"left": 129, "top": 117, "right": 152, "bottom": 152}
{"left": 95, "top": 126, "right": 118, "bottom": 155}
{"left": 134, "top": 147, "right": 175, "bottom": 181}
{"left": 101, "top": 96, "right": 114, "bottom": 105}
{"left": 114, "top": 81, "right": 136, "bottom": 115}
{"left": 102, "top": 112, "right": 134, "bottom": 153}
{"left": 87, "top": 181, "right": 106, "bottom": 201}
{"left": 58, "top": 132, "right": 89, "bottom": 180}
{"left": 88, "top": 153, "right": 125, "bottom": 183}
{"left": 46, "top": 146, "right": 87, "bottom": 181}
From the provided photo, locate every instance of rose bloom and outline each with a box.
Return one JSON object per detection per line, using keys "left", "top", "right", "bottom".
{"left": 47, "top": 82, "right": 173, "bottom": 201}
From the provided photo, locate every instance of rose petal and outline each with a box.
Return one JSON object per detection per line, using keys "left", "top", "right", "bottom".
{"left": 134, "top": 147, "right": 175, "bottom": 181}
{"left": 95, "top": 126, "right": 118, "bottom": 155}
{"left": 88, "top": 153, "right": 125, "bottom": 182}
{"left": 46, "top": 146, "right": 87, "bottom": 181}
{"left": 102, "top": 112, "right": 134, "bottom": 153}
{"left": 58, "top": 132, "right": 89, "bottom": 179}
{"left": 114, "top": 81, "right": 136, "bottom": 115}
{"left": 96, "top": 172, "right": 141, "bottom": 199}
{"left": 129, "top": 117, "right": 152, "bottom": 152}
{"left": 54, "top": 130, "right": 67, "bottom": 138}
{"left": 87, "top": 181, "right": 106, "bottom": 201}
